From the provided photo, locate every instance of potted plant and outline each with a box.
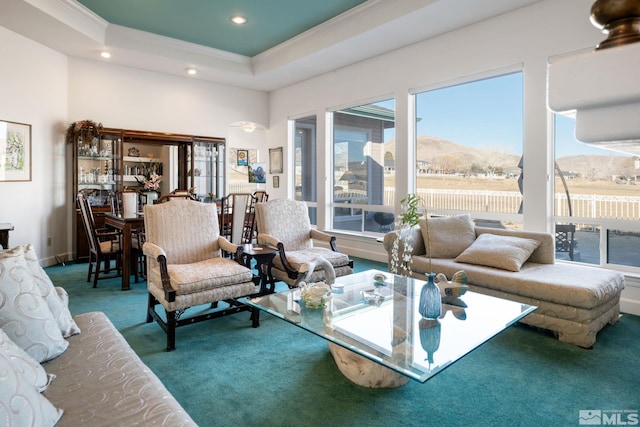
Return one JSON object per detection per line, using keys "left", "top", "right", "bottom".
{"left": 390, "top": 193, "right": 427, "bottom": 276}
{"left": 389, "top": 193, "right": 442, "bottom": 319}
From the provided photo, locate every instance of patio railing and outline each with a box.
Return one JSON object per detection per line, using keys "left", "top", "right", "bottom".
{"left": 381, "top": 188, "right": 640, "bottom": 221}
{"left": 230, "top": 184, "right": 640, "bottom": 221}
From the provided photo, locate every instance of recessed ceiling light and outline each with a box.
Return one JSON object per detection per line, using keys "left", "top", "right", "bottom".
{"left": 230, "top": 15, "right": 247, "bottom": 25}
{"left": 100, "top": 51, "right": 111, "bottom": 59}
{"left": 185, "top": 68, "right": 197, "bottom": 75}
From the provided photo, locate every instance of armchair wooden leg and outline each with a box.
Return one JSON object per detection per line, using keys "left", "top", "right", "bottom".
{"left": 146, "top": 293, "right": 155, "bottom": 323}
{"left": 165, "top": 309, "right": 177, "bottom": 352}
{"left": 250, "top": 307, "right": 260, "bottom": 328}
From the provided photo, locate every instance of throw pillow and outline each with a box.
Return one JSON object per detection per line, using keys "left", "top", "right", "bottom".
{"left": 24, "top": 244, "right": 81, "bottom": 337}
{"left": 455, "top": 233, "right": 541, "bottom": 272}
{"left": 0, "top": 350, "right": 63, "bottom": 426}
{"left": 419, "top": 214, "right": 476, "bottom": 258}
{"left": 0, "top": 328, "right": 54, "bottom": 392}
{"left": 0, "top": 246, "right": 68, "bottom": 363}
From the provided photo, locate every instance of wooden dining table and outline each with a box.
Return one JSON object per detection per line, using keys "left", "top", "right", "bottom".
{"left": 104, "top": 212, "right": 145, "bottom": 291}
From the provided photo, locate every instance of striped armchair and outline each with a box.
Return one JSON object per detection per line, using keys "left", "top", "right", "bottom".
{"left": 143, "top": 199, "right": 259, "bottom": 351}
{"left": 255, "top": 199, "right": 353, "bottom": 288}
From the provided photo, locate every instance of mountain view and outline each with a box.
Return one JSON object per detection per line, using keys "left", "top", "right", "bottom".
{"left": 384, "top": 135, "right": 638, "bottom": 181}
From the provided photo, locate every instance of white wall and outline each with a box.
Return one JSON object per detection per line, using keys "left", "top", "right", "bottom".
{"left": 68, "top": 58, "right": 268, "bottom": 137}
{"left": 0, "top": 26, "right": 68, "bottom": 263}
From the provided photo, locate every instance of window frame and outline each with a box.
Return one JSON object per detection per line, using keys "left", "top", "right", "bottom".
{"left": 328, "top": 97, "right": 397, "bottom": 236}
{"left": 410, "top": 69, "right": 525, "bottom": 227}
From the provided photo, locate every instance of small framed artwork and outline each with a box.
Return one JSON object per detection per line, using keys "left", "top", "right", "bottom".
{"left": 273, "top": 175, "right": 280, "bottom": 188}
{"left": 0, "top": 120, "right": 32, "bottom": 182}
{"left": 269, "top": 147, "right": 283, "bottom": 174}
{"left": 237, "top": 149, "right": 248, "bottom": 166}
{"left": 248, "top": 162, "right": 267, "bottom": 184}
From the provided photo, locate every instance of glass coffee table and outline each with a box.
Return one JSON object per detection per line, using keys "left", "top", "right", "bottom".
{"left": 245, "top": 269, "right": 536, "bottom": 388}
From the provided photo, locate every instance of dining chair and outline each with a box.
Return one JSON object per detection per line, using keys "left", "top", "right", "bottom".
{"left": 243, "top": 191, "right": 269, "bottom": 243}
{"left": 253, "top": 190, "right": 269, "bottom": 203}
{"left": 155, "top": 189, "right": 198, "bottom": 204}
{"left": 111, "top": 190, "right": 140, "bottom": 217}
{"left": 77, "top": 193, "right": 122, "bottom": 287}
{"left": 555, "top": 223, "right": 577, "bottom": 261}
{"left": 220, "top": 193, "right": 253, "bottom": 245}
{"left": 110, "top": 190, "right": 145, "bottom": 282}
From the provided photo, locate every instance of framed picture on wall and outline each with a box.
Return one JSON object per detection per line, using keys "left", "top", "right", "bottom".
{"left": 269, "top": 147, "right": 283, "bottom": 174}
{"left": 0, "top": 120, "right": 31, "bottom": 182}
{"left": 273, "top": 175, "right": 279, "bottom": 188}
{"left": 248, "top": 162, "right": 267, "bottom": 183}
{"left": 237, "top": 149, "right": 248, "bottom": 166}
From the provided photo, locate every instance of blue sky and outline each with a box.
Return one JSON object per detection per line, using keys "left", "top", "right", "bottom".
{"left": 378, "top": 71, "right": 629, "bottom": 159}
{"left": 415, "top": 72, "right": 524, "bottom": 157}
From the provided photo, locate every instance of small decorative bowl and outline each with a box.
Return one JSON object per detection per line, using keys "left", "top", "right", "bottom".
{"left": 373, "top": 273, "right": 387, "bottom": 286}
{"left": 361, "top": 289, "right": 385, "bottom": 306}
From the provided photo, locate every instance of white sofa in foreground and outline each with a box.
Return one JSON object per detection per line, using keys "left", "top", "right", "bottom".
{"left": 42, "top": 311, "right": 196, "bottom": 426}
{"left": 0, "top": 245, "right": 196, "bottom": 426}
{"left": 383, "top": 215, "right": 626, "bottom": 348}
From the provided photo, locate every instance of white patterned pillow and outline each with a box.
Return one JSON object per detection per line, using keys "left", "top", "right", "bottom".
{"left": 419, "top": 214, "right": 476, "bottom": 258}
{"left": 23, "top": 244, "right": 80, "bottom": 337}
{"left": 0, "top": 328, "right": 54, "bottom": 392}
{"left": 0, "top": 349, "right": 63, "bottom": 426}
{"left": 0, "top": 246, "right": 68, "bottom": 362}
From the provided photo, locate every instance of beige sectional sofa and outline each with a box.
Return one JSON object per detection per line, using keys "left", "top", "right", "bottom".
{"left": 383, "top": 215, "right": 626, "bottom": 348}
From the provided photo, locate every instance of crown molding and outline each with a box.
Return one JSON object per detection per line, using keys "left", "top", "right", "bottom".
{"left": 252, "top": 0, "right": 436, "bottom": 75}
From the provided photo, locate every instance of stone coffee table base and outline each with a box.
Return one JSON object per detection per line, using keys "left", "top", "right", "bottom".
{"left": 327, "top": 342, "right": 410, "bottom": 388}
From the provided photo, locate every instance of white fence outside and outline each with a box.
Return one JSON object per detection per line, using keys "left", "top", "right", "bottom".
{"left": 381, "top": 188, "right": 640, "bottom": 221}
{"left": 239, "top": 183, "right": 640, "bottom": 221}
{"left": 229, "top": 182, "right": 264, "bottom": 194}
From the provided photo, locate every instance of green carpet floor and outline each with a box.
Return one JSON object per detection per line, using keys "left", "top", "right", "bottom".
{"left": 45, "top": 258, "right": 639, "bottom": 427}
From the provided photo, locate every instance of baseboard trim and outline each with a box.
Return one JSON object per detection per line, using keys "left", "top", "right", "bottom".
{"left": 620, "top": 296, "right": 640, "bottom": 316}
{"left": 41, "top": 251, "right": 73, "bottom": 268}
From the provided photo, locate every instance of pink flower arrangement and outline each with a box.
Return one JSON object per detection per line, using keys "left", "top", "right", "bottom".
{"left": 140, "top": 173, "right": 161, "bottom": 191}
{"left": 135, "top": 161, "right": 161, "bottom": 191}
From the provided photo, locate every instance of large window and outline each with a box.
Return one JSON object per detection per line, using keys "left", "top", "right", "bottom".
{"left": 554, "top": 114, "right": 640, "bottom": 269}
{"left": 293, "top": 115, "right": 317, "bottom": 224}
{"left": 331, "top": 99, "right": 395, "bottom": 234}
{"left": 414, "top": 72, "right": 523, "bottom": 228}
